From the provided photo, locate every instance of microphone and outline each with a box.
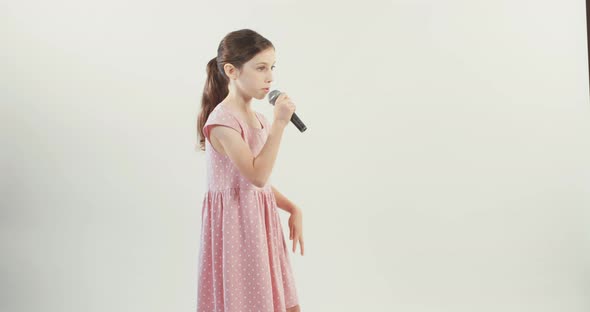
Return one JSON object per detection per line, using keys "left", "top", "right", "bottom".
{"left": 268, "top": 90, "right": 307, "bottom": 132}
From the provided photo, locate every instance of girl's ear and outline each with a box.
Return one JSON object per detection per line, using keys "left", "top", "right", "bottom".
{"left": 224, "top": 63, "right": 239, "bottom": 80}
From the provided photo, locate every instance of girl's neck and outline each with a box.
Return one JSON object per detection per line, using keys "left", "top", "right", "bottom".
{"left": 221, "top": 99, "right": 253, "bottom": 114}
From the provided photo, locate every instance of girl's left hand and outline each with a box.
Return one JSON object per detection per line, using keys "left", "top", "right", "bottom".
{"left": 288, "top": 206, "right": 304, "bottom": 255}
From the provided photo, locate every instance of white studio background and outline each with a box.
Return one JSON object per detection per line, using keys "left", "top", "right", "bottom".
{"left": 2, "top": 0, "right": 590, "bottom": 311}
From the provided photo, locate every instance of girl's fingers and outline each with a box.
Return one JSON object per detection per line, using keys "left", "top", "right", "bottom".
{"left": 300, "top": 236, "right": 304, "bottom": 255}
{"left": 291, "top": 231, "right": 304, "bottom": 253}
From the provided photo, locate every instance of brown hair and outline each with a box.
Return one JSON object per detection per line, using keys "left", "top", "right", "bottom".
{"left": 196, "top": 29, "right": 274, "bottom": 151}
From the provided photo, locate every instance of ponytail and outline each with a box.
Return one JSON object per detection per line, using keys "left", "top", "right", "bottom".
{"left": 196, "top": 57, "right": 229, "bottom": 151}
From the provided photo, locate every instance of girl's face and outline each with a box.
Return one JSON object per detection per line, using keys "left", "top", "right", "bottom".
{"left": 225, "top": 48, "right": 276, "bottom": 100}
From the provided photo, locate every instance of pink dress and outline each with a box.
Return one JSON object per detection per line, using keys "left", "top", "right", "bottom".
{"left": 197, "top": 103, "right": 299, "bottom": 312}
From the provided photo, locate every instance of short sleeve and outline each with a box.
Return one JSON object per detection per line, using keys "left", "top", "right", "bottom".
{"left": 202, "top": 107, "right": 244, "bottom": 143}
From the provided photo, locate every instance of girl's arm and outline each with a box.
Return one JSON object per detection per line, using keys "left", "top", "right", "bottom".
{"left": 211, "top": 119, "right": 288, "bottom": 188}
{"left": 271, "top": 185, "right": 299, "bottom": 214}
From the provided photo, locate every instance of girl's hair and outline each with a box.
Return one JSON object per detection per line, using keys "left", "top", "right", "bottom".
{"left": 196, "top": 29, "right": 274, "bottom": 151}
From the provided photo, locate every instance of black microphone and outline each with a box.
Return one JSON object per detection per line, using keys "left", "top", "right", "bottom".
{"left": 267, "top": 90, "right": 307, "bottom": 132}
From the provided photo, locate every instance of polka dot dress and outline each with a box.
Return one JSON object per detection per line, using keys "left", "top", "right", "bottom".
{"left": 197, "top": 103, "right": 299, "bottom": 312}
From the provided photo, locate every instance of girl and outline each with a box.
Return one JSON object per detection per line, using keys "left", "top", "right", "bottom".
{"left": 196, "top": 29, "right": 304, "bottom": 312}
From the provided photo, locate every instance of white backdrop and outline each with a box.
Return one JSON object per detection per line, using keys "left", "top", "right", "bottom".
{"left": 2, "top": 0, "right": 590, "bottom": 311}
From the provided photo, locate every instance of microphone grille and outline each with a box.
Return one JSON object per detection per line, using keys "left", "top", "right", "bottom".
{"left": 268, "top": 90, "right": 281, "bottom": 105}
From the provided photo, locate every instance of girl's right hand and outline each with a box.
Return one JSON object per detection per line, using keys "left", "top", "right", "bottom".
{"left": 273, "top": 92, "right": 296, "bottom": 126}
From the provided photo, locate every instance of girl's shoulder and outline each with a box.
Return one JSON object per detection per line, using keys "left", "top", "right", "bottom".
{"left": 203, "top": 104, "right": 244, "bottom": 141}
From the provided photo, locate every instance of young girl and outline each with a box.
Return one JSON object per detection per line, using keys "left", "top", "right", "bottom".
{"left": 196, "top": 29, "right": 304, "bottom": 312}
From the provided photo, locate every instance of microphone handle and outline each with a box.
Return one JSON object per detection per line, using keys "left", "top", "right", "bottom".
{"left": 290, "top": 112, "right": 307, "bottom": 132}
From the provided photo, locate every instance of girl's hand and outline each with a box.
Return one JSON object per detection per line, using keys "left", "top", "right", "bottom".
{"left": 273, "top": 92, "right": 296, "bottom": 126}
{"left": 288, "top": 206, "right": 304, "bottom": 255}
